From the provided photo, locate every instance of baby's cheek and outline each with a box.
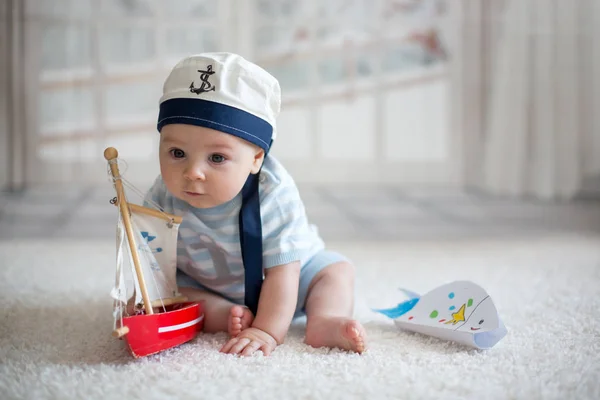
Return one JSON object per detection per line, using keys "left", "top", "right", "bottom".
{"left": 162, "top": 173, "right": 183, "bottom": 195}
{"left": 219, "top": 184, "right": 239, "bottom": 201}
{"left": 215, "top": 179, "right": 242, "bottom": 203}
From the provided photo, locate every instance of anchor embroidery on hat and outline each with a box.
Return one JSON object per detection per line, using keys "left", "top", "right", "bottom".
{"left": 189, "top": 65, "right": 216, "bottom": 94}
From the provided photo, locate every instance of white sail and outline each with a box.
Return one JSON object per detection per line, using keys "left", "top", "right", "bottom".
{"left": 129, "top": 208, "right": 181, "bottom": 304}
{"left": 111, "top": 219, "right": 128, "bottom": 305}
{"left": 110, "top": 204, "right": 181, "bottom": 315}
{"left": 111, "top": 218, "right": 128, "bottom": 328}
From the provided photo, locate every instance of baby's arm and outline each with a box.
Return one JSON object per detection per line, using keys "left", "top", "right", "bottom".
{"left": 252, "top": 261, "right": 300, "bottom": 343}
{"left": 220, "top": 261, "right": 300, "bottom": 356}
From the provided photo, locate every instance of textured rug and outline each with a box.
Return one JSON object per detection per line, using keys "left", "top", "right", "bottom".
{"left": 1, "top": 233, "right": 599, "bottom": 400}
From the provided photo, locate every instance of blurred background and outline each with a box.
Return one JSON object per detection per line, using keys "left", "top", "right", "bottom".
{"left": 1, "top": 0, "right": 599, "bottom": 241}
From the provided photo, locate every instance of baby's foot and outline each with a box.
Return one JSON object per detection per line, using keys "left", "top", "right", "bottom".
{"left": 227, "top": 305, "right": 254, "bottom": 337}
{"left": 305, "top": 316, "right": 367, "bottom": 354}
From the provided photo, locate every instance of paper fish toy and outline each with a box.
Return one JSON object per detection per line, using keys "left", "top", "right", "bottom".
{"left": 373, "top": 281, "right": 507, "bottom": 349}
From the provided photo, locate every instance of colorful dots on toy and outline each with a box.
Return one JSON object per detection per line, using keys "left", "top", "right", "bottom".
{"left": 467, "top": 298, "right": 474, "bottom": 307}
{"left": 449, "top": 305, "right": 456, "bottom": 310}
{"left": 429, "top": 310, "right": 439, "bottom": 318}
{"left": 448, "top": 292, "right": 455, "bottom": 299}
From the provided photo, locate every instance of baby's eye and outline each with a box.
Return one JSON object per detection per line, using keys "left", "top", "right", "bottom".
{"left": 209, "top": 154, "right": 226, "bottom": 164}
{"left": 170, "top": 148, "right": 185, "bottom": 159}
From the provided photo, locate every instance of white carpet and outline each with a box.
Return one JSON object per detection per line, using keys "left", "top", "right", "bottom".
{"left": 1, "top": 233, "right": 599, "bottom": 400}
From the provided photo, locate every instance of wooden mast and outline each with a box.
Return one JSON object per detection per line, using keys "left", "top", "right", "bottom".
{"left": 104, "top": 147, "right": 154, "bottom": 316}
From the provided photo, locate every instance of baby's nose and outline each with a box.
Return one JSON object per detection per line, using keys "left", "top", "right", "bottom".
{"left": 184, "top": 163, "right": 206, "bottom": 181}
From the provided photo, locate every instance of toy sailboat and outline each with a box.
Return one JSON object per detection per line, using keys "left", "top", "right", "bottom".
{"left": 104, "top": 147, "right": 204, "bottom": 358}
{"left": 373, "top": 281, "right": 507, "bottom": 349}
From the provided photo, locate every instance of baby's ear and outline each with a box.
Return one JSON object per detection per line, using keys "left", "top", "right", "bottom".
{"left": 250, "top": 148, "right": 265, "bottom": 174}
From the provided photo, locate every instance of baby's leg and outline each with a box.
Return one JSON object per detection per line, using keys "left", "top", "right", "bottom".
{"left": 178, "top": 287, "right": 253, "bottom": 336}
{"left": 303, "top": 261, "right": 367, "bottom": 353}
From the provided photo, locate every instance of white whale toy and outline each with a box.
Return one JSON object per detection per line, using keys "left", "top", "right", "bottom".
{"left": 373, "top": 280, "right": 507, "bottom": 349}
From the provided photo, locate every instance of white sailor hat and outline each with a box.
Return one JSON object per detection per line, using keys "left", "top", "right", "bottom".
{"left": 157, "top": 52, "right": 281, "bottom": 152}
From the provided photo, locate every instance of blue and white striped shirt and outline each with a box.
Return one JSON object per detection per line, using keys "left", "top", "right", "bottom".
{"left": 144, "top": 155, "right": 325, "bottom": 302}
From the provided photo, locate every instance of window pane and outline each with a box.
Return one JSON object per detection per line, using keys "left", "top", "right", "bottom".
{"left": 104, "top": 81, "right": 161, "bottom": 127}
{"left": 26, "top": 0, "right": 92, "bottom": 18}
{"left": 317, "top": 0, "right": 379, "bottom": 20}
{"left": 101, "top": 0, "right": 154, "bottom": 17}
{"left": 255, "top": 25, "right": 309, "bottom": 56}
{"left": 263, "top": 60, "right": 311, "bottom": 92}
{"left": 316, "top": 0, "right": 379, "bottom": 45}
{"left": 318, "top": 52, "right": 378, "bottom": 85}
{"left": 382, "top": 42, "right": 430, "bottom": 73}
{"left": 318, "top": 58, "right": 346, "bottom": 85}
{"left": 256, "top": 0, "right": 304, "bottom": 20}
{"left": 256, "top": 25, "right": 293, "bottom": 53}
{"left": 162, "top": 0, "right": 217, "bottom": 18}
{"left": 356, "top": 52, "right": 378, "bottom": 78}
{"left": 41, "top": 25, "right": 92, "bottom": 71}
{"left": 165, "top": 28, "right": 219, "bottom": 58}
{"left": 39, "top": 88, "right": 96, "bottom": 134}
{"left": 100, "top": 27, "right": 155, "bottom": 65}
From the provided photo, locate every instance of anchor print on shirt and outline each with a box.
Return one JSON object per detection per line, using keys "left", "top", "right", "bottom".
{"left": 182, "top": 234, "right": 244, "bottom": 291}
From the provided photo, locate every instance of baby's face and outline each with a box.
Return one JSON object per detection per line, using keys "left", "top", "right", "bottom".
{"left": 159, "top": 124, "right": 264, "bottom": 208}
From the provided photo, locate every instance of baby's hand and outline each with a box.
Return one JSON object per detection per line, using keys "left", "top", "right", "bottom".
{"left": 220, "top": 327, "right": 278, "bottom": 356}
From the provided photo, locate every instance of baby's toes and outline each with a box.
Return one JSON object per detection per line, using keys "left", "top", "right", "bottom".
{"left": 228, "top": 306, "right": 246, "bottom": 337}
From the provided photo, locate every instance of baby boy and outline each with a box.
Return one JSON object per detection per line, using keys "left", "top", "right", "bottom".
{"left": 145, "top": 52, "right": 367, "bottom": 356}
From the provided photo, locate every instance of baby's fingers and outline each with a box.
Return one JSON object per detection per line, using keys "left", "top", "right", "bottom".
{"left": 220, "top": 337, "right": 247, "bottom": 354}
{"left": 259, "top": 342, "right": 274, "bottom": 356}
{"left": 219, "top": 337, "right": 237, "bottom": 353}
{"left": 241, "top": 341, "right": 262, "bottom": 357}
{"left": 227, "top": 337, "right": 251, "bottom": 354}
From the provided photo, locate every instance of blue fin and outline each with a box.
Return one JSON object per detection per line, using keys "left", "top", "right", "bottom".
{"left": 398, "top": 288, "right": 421, "bottom": 299}
{"left": 373, "top": 298, "right": 420, "bottom": 319}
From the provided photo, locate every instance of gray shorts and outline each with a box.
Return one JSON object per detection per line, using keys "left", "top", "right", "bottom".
{"left": 176, "top": 249, "right": 349, "bottom": 318}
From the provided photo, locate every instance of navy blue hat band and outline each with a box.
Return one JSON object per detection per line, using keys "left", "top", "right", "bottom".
{"left": 157, "top": 98, "right": 273, "bottom": 152}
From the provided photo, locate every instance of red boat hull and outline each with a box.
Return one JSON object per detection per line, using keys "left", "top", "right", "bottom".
{"left": 121, "top": 302, "right": 204, "bottom": 358}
